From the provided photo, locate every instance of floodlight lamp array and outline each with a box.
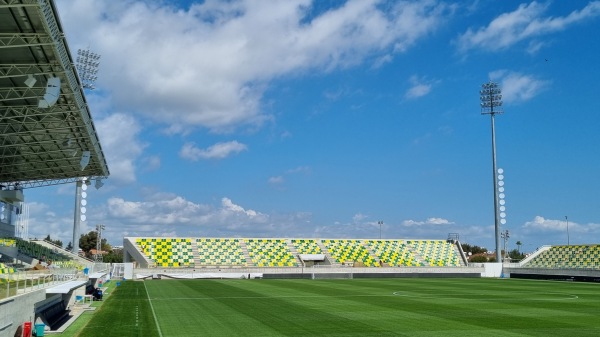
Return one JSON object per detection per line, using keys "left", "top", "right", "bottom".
{"left": 76, "top": 49, "right": 101, "bottom": 90}
{"left": 497, "top": 168, "right": 507, "bottom": 225}
{"left": 480, "top": 82, "right": 503, "bottom": 114}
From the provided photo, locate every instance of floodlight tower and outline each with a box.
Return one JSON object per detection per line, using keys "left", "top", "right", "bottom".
{"left": 96, "top": 224, "right": 105, "bottom": 262}
{"left": 76, "top": 48, "right": 101, "bottom": 90}
{"left": 72, "top": 48, "right": 101, "bottom": 255}
{"left": 480, "top": 81, "right": 503, "bottom": 263}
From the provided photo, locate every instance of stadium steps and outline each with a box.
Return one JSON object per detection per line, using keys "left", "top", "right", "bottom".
{"left": 405, "top": 241, "right": 428, "bottom": 266}
{"left": 239, "top": 239, "right": 254, "bottom": 267}
{"left": 317, "top": 240, "right": 341, "bottom": 266}
{"left": 453, "top": 243, "right": 468, "bottom": 266}
{"left": 518, "top": 245, "right": 551, "bottom": 266}
{"left": 191, "top": 241, "right": 201, "bottom": 267}
{"left": 31, "top": 239, "right": 92, "bottom": 266}
{"left": 286, "top": 240, "right": 303, "bottom": 265}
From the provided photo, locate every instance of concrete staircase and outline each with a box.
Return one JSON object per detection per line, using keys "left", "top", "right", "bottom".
{"left": 317, "top": 240, "right": 339, "bottom": 266}
{"left": 286, "top": 240, "right": 302, "bottom": 266}
{"left": 239, "top": 239, "right": 254, "bottom": 267}
{"left": 191, "top": 239, "right": 201, "bottom": 267}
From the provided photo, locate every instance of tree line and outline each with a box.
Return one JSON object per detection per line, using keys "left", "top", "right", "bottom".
{"left": 462, "top": 242, "right": 526, "bottom": 262}
{"left": 42, "top": 231, "right": 123, "bottom": 263}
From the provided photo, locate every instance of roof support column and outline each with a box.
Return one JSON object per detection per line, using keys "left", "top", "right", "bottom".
{"left": 72, "top": 179, "right": 83, "bottom": 255}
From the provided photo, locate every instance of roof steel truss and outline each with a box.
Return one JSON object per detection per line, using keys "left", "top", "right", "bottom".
{"left": 0, "top": 0, "right": 109, "bottom": 189}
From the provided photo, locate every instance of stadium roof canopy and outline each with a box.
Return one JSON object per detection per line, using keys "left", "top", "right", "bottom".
{"left": 0, "top": 0, "right": 109, "bottom": 189}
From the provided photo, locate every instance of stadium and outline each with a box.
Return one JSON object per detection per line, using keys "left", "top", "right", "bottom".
{"left": 2, "top": 1, "right": 600, "bottom": 336}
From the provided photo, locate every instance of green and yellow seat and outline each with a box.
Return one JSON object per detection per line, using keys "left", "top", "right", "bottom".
{"left": 322, "top": 239, "right": 379, "bottom": 267}
{"left": 196, "top": 238, "right": 247, "bottom": 266}
{"left": 136, "top": 238, "right": 194, "bottom": 268}
{"left": 245, "top": 239, "right": 297, "bottom": 267}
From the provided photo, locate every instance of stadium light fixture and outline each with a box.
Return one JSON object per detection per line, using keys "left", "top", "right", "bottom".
{"left": 73, "top": 177, "right": 88, "bottom": 254}
{"left": 95, "top": 178, "right": 104, "bottom": 190}
{"left": 24, "top": 74, "right": 37, "bottom": 88}
{"left": 80, "top": 150, "right": 91, "bottom": 170}
{"left": 378, "top": 221, "right": 383, "bottom": 240}
{"left": 480, "top": 81, "right": 503, "bottom": 263}
{"left": 76, "top": 48, "right": 101, "bottom": 90}
{"left": 38, "top": 77, "right": 61, "bottom": 108}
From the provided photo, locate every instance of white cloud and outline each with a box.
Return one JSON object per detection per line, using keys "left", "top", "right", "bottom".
{"left": 457, "top": 1, "right": 600, "bottom": 52}
{"left": 221, "top": 197, "right": 263, "bottom": 218}
{"left": 426, "top": 217, "right": 453, "bottom": 225}
{"left": 268, "top": 166, "right": 311, "bottom": 187}
{"left": 268, "top": 176, "right": 285, "bottom": 184}
{"left": 179, "top": 141, "right": 247, "bottom": 160}
{"left": 405, "top": 75, "right": 436, "bottom": 99}
{"left": 142, "top": 155, "right": 161, "bottom": 171}
{"left": 25, "top": 202, "right": 82, "bottom": 245}
{"left": 56, "top": 0, "right": 450, "bottom": 132}
{"left": 405, "top": 83, "right": 431, "bottom": 99}
{"left": 353, "top": 213, "right": 368, "bottom": 223}
{"left": 95, "top": 113, "right": 145, "bottom": 184}
{"left": 522, "top": 216, "right": 585, "bottom": 233}
{"left": 524, "top": 216, "right": 559, "bottom": 231}
{"left": 107, "top": 196, "right": 207, "bottom": 225}
{"left": 98, "top": 195, "right": 308, "bottom": 241}
{"left": 287, "top": 166, "right": 311, "bottom": 175}
{"left": 489, "top": 70, "right": 550, "bottom": 103}
{"left": 403, "top": 217, "right": 454, "bottom": 226}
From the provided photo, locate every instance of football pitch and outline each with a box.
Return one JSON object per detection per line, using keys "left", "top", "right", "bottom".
{"left": 78, "top": 278, "right": 600, "bottom": 336}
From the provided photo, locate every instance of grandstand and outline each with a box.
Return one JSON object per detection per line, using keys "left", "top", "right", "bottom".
{"left": 505, "top": 244, "right": 600, "bottom": 281}
{"left": 121, "top": 237, "right": 600, "bottom": 283}
{"left": 523, "top": 244, "right": 600, "bottom": 269}
{"left": 124, "top": 237, "right": 467, "bottom": 270}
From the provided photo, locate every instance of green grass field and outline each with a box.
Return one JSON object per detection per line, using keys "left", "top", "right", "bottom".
{"left": 76, "top": 278, "right": 600, "bottom": 336}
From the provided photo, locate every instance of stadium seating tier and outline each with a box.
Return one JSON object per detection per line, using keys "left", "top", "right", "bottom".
{"left": 127, "top": 237, "right": 470, "bottom": 268}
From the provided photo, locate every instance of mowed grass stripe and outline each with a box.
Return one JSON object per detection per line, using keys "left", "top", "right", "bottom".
{"left": 82, "top": 278, "right": 600, "bottom": 336}
{"left": 145, "top": 280, "right": 283, "bottom": 336}
{"left": 235, "top": 279, "right": 489, "bottom": 334}
{"left": 146, "top": 279, "right": 397, "bottom": 336}
{"left": 77, "top": 281, "right": 160, "bottom": 337}
{"left": 349, "top": 278, "right": 598, "bottom": 334}
{"left": 248, "top": 279, "right": 547, "bottom": 334}
{"left": 161, "top": 278, "right": 600, "bottom": 336}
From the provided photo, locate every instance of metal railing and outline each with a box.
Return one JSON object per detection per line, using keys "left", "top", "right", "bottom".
{"left": 0, "top": 268, "right": 79, "bottom": 299}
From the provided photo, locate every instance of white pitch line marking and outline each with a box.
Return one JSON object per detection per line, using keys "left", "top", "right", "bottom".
{"left": 391, "top": 291, "right": 579, "bottom": 301}
{"left": 144, "top": 281, "right": 164, "bottom": 337}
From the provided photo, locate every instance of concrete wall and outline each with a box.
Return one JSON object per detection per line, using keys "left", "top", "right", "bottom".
{"left": 123, "top": 239, "right": 150, "bottom": 268}
{"left": 133, "top": 266, "right": 485, "bottom": 280}
{"left": 506, "top": 267, "right": 600, "bottom": 282}
{"left": 0, "top": 289, "right": 45, "bottom": 337}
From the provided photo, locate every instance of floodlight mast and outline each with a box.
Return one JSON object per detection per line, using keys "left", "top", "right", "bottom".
{"left": 72, "top": 48, "right": 101, "bottom": 256}
{"left": 96, "top": 224, "right": 105, "bottom": 262}
{"left": 480, "top": 82, "right": 503, "bottom": 263}
{"left": 76, "top": 48, "right": 101, "bottom": 90}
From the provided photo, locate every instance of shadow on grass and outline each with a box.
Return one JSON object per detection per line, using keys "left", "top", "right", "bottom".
{"left": 65, "top": 280, "right": 161, "bottom": 337}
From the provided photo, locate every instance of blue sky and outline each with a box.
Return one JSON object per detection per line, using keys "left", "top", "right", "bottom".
{"left": 24, "top": 0, "right": 600, "bottom": 253}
